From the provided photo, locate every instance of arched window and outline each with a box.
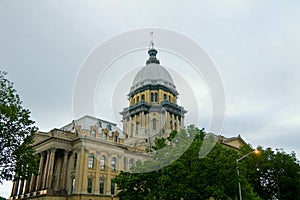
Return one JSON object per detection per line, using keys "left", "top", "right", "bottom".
{"left": 151, "top": 93, "right": 155, "bottom": 102}
{"left": 88, "top": 154, "right": 94, "bottom": 168}
{"left": 137, "top": 96, "right": 139, "bottom": 102}
{"left": 153, "top": 118, "right": 157, "bottom": 130}
{"left": 154, "top": 93, "right": 158, "bottom": 102}
{"left": 100, "top": 155, "right": 106, "bottom": 170}
{"left": 164, "top": 94, "right": 167, "bottom": 101}
{"left": 113, "top": 135, "right": 118, "bottom": 142}
{"left": 141, "top": 94, "right": 145, "bottom": 101}
{"left": 111, "top": 157, "right": 116, "bottom": 171}
{"left": 103, "top": 133, "right": 107, "bottom": 140}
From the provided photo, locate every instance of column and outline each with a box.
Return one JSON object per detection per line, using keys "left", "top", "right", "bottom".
{"left": 36, "top": 152, "right": 45, "bottom": 191}
{"left": 46, "top": 148, "right": 56, "bottom": 189}
{"left": 76, "top": 148, "right": 86, "bottom": 193}
{"left": 61, "top": 150, "right": 69, "bottom": 191}
{"left": 41, "top": 151, "right": 50, "bottom": 189}
{"left": 18, "top": 179, "right": 24, "bottom": 196}
{"left": 172, "top": 114, "right": 175, "bottom": 130}
{"left": 176, "top": 115, "right": 179, "bottom": 130}
{"left": 11, "top": 178, "right": 19, "bottom": 197}
{"left": 29, "top": 173, "right": 36, "bottom": 192}
{"left": 24, "top": 178, "right": 30, "bottom": 194}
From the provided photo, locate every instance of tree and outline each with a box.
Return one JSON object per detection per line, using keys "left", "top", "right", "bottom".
{"left": 0, "top": 71, "right": 39, "bottom": 183}
{"left": 114, "top": 125, "right": 261, "bottom": 200}
{"left": 244, "top": 147, "right": 300, "bottom": 200}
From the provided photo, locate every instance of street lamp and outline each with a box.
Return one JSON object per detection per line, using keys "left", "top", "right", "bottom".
{"left": 236, "top": 149, "right": 260, "bottom": 200}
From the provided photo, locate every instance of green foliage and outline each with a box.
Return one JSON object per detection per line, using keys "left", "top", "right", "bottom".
{"left": 114, "top": 125, "right": 261, "bottom": 200}
{"left": 244, "top": 147, "right": 300, "bottom": 200}
{"left": 0, "top": 71, "right": 39, "bottom": 183}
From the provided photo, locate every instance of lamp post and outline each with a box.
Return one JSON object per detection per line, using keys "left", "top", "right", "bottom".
{"left": 236, "top": 149, "right": 260, "bottom": 200}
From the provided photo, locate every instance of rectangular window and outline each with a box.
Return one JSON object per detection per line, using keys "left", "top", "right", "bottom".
{"left": 100, "top": 156, "right": 106, "bottom": 170}
{"left": 87, "top": 178, "right": 93, "bottom": 193}
{"left": 153, "top": 119, "right": 157, "bottom": 130}
{"left": 91, "top": 130, "right": 96, "bottom": 137}
{"left": 73, "top": 153, "right": 78, "bottom": 169}
{"left": 111, "top": 157, "right": 116, "bottom": 172}
{"left": 123, "top": 157, "right": 127, "bottom": 171}
{"left": 111, "top": 179, "right": 115, "bottom": 195}
{"left": 88, "top": 154, "right": 94, "bottom": 168}
{"left": 99, "top": 179, "right": 105, "bottom": 194}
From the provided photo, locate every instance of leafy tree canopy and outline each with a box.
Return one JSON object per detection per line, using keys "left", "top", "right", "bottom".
{"left": 244, "top": 147, "right": 300, "bottom": 200}
{"left": 115, "top": 125, "right": 261, "bottom": 200}
{"left": 0, "top": 71, "right": 39, "bottom": 183}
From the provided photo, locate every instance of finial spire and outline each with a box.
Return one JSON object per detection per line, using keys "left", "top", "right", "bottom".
{"left": 149, "top": 32, "right": 154, "bottom": 49}
{"left": 146, "top": 31, "right": 160, "bottom": 64}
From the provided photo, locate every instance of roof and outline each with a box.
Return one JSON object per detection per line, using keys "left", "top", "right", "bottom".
{"left": 130, "top": 48, "right": 178, "bottom": 95}
{"left": 61, "top": 115, "right": 123, "bottom": 138}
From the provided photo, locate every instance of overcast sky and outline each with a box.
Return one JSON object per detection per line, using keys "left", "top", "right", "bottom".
{"left": 1, "top": 0, "right": 300, "bottom": 198}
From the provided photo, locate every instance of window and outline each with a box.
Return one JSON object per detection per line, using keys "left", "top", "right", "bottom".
{"left": 131, "top": 123, "right": 134, "bottom": 135}
{"left": 88, "top": 154, "right": 94, "bottom": 168}
{"left": 100, "top": 156, "right": 106, "bottom": 170}
{"left": 155, "top": 93, "right": 158, "bottom": 102}
{"left": 99, "top": 179, "right": 105, "bottom": 194}
{"left": 151, "top": 93, "right": 155, "bottom": 102}
{"left": 111, "top": 179, "right": 115, "bottom": 195}
{"left": 111, "top": 157, "right": 116, "bottom": 172}
{"left": 137, "top": 96, "right": 139, "bottom": 102}
{"left": 98, "top": 120, "right": 102, "bottom": 127}
{"left": 141, "top": 94, "right": 145, "bottom": 101}
{"left": 113, "top": 135, "right": 118, "bottom": 142}
{"left": 87, "top": 178, "right": 93, "bottom": 193}
{"left": 164, "top": 94, "right": 167, "bottom": 101}
{"left": 129, "top": 159, "right": 134, "bottom": 169}
{"left": 123, "top": 157, "right": 127, "bottom": 171}
{"left": 71, "top": 178, "right": 75, "bottom": 194}
{"left": 153, "top": 118, "right": 157, "bottom": 130}
{"left": 103, "top": 133, "right": 107, "bottom": 140}
{"left": 91, "top": 130, "right": 96, "bottom": 137}
{"left": 73, "top": 153, "right": 78, "bottom": 169}
{"left": 169, "top": 95, "right": 171, "bottom": 101}
{"left": 107, "top": 124, "right": 112, "bottom": 131}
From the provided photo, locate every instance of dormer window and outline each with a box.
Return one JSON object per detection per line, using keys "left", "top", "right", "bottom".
{"left": 98, "top": 120, "right": 102, "bottom": 128}
{"left": 91, "top": 130, "right": 96, "bottom": 137}
{"left": 107, "top": 124, "right": 112, "bottom": 131}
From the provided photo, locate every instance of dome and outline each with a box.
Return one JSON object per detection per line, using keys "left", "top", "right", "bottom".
{"left": 133, "top": 63, "right": 174, "bottom": 85}
{"left": 130, "top": 48, "right": 178, "bottom": 95}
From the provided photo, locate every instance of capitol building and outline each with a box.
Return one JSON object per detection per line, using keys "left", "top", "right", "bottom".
{"left": 9, "top": 47, "right": 245, "bottom": 200}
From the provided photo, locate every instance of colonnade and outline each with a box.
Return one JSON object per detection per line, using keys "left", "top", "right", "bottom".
{"left": 10, "top": 148, "right": 69, "bottom": 198}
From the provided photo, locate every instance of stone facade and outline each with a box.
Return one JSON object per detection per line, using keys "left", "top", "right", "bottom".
{"left": 9, "top": 116, "right": 150, "bottom": 200}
